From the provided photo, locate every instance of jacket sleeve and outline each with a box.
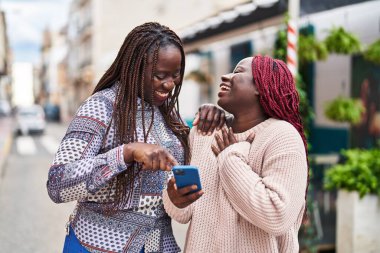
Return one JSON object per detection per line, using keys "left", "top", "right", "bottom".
{"left": 217, "top": 130, "right": 307, "bottom": 236}
{"left": 46, "top": 94, "right": 130, "bottom": 203}
{"left": 162, "top": 127, "right": 197, "bottom": 224}
{"left": 162, "top": 190, "right": 193, "bottom": 224}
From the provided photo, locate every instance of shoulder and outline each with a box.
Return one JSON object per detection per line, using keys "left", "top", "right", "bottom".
{"left": 262, "top": 119, "right": 305, "bottom": 154}
{"left": 267, "top": 119, "right": 299, "bottom": 136}
{"left": 189, "top": 126, "right": 199, "bottom": 144}
{"left": 190, "top": 123, "right": 226, "bottom": 139}
{"left": 73, "top": 87, "right": 115, "bottom": 128}
{"left": 189, "top": 125, "right": 219, "bottom": 145}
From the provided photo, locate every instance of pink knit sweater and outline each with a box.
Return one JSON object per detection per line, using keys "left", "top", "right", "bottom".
{"left": 163, "top": 118, "right": 308, "bottom": 253}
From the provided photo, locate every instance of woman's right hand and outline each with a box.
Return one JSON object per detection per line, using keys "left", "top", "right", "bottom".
{"left": 193, "top": 104, "right": 226, "bottom": 135}
{"left": 123, "top": 143, "right": 178, "bottom": 171}
{"left": 166, "top": 177, "right": 204, "bottom": 208}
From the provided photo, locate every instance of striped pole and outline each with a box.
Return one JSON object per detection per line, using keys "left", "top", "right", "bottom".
{"left": 287, "top": 20, "right": 297, "bottom": 77}
{"left": 287, "top": 0, "right": 300, "bottom": 77}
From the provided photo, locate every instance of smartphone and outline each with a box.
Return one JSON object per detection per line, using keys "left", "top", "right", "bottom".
{"left": 172, "top": 165, "right": 202, "bottom": 194}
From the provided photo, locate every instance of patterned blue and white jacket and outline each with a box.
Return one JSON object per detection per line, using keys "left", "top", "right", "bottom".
{"left": 47, "top": 84, "right": 184, "bottom": 253}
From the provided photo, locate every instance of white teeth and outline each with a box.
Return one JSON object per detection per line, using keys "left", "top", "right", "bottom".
{"left": 155, "top": 91, "right": 169, "bottom": 97}
{"left": 220, "top": 85, "right": 231, "bottom": 91}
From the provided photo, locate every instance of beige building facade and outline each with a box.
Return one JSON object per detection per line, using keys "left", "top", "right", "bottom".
{"left": 63, "top": 0, "right": 249, "bottom": 115}
{"left": 0, "top": 10, "right": 12, "bottom": 108}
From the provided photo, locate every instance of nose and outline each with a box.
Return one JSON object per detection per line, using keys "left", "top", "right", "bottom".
{"left": 221, "top": 73, "right": 233, "bottom": 81}
{"left": 163, "top": 79, "right": 175, "bottom": 90}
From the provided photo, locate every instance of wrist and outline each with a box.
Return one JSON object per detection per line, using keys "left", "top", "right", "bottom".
{"left": 123, "top": 143, "right": 135, "bottom": 163}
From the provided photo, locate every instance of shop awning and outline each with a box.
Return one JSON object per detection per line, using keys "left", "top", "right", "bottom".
{"left": 179, "top": 0, "right": 286, "bottom": 43}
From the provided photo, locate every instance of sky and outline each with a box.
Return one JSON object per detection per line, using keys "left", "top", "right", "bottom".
{"left": 1, "top": 0, "right": 71, "bottom": 64}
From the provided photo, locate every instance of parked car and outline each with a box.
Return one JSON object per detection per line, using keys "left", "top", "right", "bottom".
{"left": 44, "top": 103, "right": 60, "bottom": 122}
{"left": 15, "top": 105, "right": 46, "bottom": 135}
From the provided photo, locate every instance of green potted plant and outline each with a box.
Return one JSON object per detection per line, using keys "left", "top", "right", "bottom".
{"left": 363, "top": 39, "right": 380, "bottom": 65}
{"left": 324, "top": 27, "right": 361, "bottom": 54}
{"left": 324, "top": 148, "right": 380, "bottom": 253}
{"left": 324, "top": 96, "right": 365, "bottom": 125}
{"left": 324, "top": 149, "right": 380, "bottom": 197}
{"left": 298, "top": 34, "right": 328, "bottom": 63}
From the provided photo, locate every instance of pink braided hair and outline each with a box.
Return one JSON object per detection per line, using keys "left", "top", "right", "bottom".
{"left": 251, "top": 55, "right": 309, "bottom": 219}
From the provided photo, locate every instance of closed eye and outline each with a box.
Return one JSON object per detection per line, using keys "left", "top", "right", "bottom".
{"left": 154, "top": 74, "right": 166, "bottom": 80}
{"left": 233, "top": 67, "right": 244, "bottom": 74}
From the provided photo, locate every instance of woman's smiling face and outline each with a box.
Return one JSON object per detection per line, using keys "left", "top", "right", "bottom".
{"left": 143, "top": 44, "right": 182, "bottom": 106}
{"left": 217, "top": 57, "right": 259, "bottom": 114}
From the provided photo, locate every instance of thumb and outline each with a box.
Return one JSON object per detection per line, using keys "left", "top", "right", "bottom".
{"left": 246, "top": 132, "right": 255, "bottom": 143}
{"left": 168, "top": 177, "right": 176, "bottom": 191}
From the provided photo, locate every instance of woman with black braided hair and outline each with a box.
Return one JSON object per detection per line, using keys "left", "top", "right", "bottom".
{"left": 47, "top": 22, "right": 225, "bottom": 253}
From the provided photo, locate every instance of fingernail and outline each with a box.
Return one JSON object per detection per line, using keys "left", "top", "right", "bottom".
{"left": 192, "top": 185, "right": 198, "bottom": 190}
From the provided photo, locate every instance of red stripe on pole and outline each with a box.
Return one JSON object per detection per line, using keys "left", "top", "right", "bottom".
{"left": 288, "top": 25, "right": 296, "bottom": 34}
{"left": 288, "top": 42, "right": 296, "bottom": 51}
{"left": 287, "top": 21, "right": 297, "bottom": 77}
{"left": 287, "top": 56, "right": 296, "bottom": 66}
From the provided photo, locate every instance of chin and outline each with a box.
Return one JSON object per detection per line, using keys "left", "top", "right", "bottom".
{"left": 154, "top": 99, "right": 167, "bottom": 107}
{"left": 217, "top": 99, "right": 230, "bottom": 113}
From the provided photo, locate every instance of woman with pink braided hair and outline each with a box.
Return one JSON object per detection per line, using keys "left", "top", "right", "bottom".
{"left": 164, "top": 55, "right": 309, "bottom": 252}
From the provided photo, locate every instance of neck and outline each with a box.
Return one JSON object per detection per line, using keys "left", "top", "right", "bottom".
{"left": 229, "top": 112, "right": 267, "bottom": 133}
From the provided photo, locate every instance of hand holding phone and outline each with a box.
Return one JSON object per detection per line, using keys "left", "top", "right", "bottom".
{"left": 172, "top": 165, "right": 202, "bottom": 193}
{"left": 167, "top": 165, "right": 204, "bottom": 209}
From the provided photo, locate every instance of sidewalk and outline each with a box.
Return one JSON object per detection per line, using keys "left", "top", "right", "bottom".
{"left": 0, "top": 117, "right": 14, "bottom": 179}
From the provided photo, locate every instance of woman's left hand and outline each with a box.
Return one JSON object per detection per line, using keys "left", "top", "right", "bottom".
{"left": 212, "top": 127, "right": 237, "bottom": 156}
{"left": 167, "top": 177, "right": 204, "bottom": 208}
{"left": 212, "top": 128, "right": 255, "bottom": 156}
{"left": 193, "top": 104, "right": 226, "bottom": 135}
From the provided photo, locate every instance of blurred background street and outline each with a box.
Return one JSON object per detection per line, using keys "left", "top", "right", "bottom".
{"left": 0, "top": 0, "right": 379, "bottom": 252}
{"left": 0, "top": 122, "right": 74, "bottom": 252}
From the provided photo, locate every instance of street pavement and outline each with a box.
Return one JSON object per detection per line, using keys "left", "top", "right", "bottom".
{"left": 0, "top": 116, "right": 13, "bottom": 179}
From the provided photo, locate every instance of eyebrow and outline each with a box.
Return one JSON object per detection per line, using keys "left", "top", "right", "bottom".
{"left": 154, "top": 69, "right": 181, "bottom": 73}
{"left": 234, "top": 66, "right": 244, "bottom": 71}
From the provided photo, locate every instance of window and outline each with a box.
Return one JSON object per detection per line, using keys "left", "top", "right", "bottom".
{"left": 230, "top": 41, "right": 253, "bottom": 72}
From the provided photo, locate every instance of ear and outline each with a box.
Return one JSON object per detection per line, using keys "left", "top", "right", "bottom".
{"left": 253, "top": 84, "right": 260, "bottom": 96}
{"left": 251, "top": 76, "right": 260, "bottom": 96}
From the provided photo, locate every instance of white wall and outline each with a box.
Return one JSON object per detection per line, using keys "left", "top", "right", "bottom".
{"left": 178, "top": 80, "right": 201, "bottom": 122}
{"left": 12, "top": 63, "right": 35, "bottom": 106}
{"left": 209, "top": 42, "right": 231, "bottom": 104}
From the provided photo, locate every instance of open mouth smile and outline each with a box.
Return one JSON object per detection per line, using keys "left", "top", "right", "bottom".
{"left": 219, "top": 83, "right": 231, "bottom": 92}
{"left": 155, "top": 90, "right": 170, "bottom": 98}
